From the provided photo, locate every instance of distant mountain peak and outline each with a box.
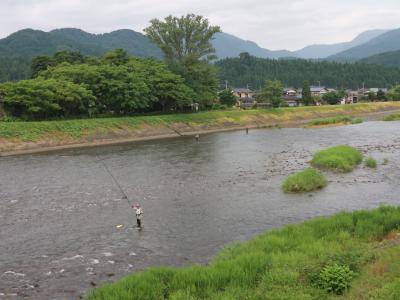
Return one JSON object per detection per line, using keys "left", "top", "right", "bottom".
{"left": 295, "top": 29, "right": 390, "bottom": 59}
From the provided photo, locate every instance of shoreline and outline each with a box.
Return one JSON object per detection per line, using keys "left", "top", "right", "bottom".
{"left": 1, "top": 105, "right": 400, "bottom": 157}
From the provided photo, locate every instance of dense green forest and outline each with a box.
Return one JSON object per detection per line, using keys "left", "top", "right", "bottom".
{"left": 359, "top": 50, "right": 400, "bottom": 68}
{"left": 216, "top": 53, "right": 400, "bottom": 89}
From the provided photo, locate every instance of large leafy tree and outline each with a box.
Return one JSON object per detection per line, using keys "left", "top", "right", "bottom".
{"left": 322, "top": 91, "right": 341, "bottom": 105}
{"left": 0, "top": 78, "right": 94, "bottom": 119}
{"left": 144, "top": 14, "right": 221, "bottom": 108}
{"left": 144, "top": 14, "right": 220, "bottom": 63}
{"left": 31, "top": 51, "right": 86, "bottom": 78}
{"left": 218, "top": 89, "right": 237, "bottom": 106}
{"left": 259, "top": 80, "right": 284, "bottom": 108}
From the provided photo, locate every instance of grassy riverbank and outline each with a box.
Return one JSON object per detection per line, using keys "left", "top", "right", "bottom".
{"left": 86, "top": 206, "right": 400, "bottom": 300}
{"left": 1, "top": 102, "right": 400, "bottom": 154}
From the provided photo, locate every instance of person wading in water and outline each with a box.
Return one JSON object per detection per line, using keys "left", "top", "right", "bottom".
{"left": 132, "top": 203, "right": 143, "bottom": 228}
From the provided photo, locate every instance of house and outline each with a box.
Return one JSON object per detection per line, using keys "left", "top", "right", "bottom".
{"left": 345, "top": 90, "right": 359, "bottom": 104}
{"left": 310, "top": 86, "right": 329, "bottom": 97}
{"left": 232, "top": 88, "right": 255, "bottom": 99}
{"left": 283, "top": 88, "right": 301, "bottom": 107}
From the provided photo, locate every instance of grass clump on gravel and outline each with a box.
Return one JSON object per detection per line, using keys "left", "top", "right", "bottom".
{"left": 383, "top": 113, "right": 400, "bottom": 121}
{"left": 311, "top": 145, "right": 362, "bottom": 172}
{"left": 282, "top": 168, "right": 327, "bottom": 193}
{"left": 308, "top": 116, "right": 362, "bottom": 126}
{"left": 365, "top": 157, "right": 377, "bottom": 168}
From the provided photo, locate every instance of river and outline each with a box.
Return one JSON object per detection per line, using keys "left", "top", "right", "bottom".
{"left": 1, "top": 121, "right": 400, "bottom": 299}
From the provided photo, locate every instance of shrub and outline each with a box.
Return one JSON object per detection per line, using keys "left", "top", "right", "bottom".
{"left": 311, "top": 145, "right": 362, "bottom": 172}
{"left": 308, "top": 116, "right": 352, "bottom": 126}
{"left": 318, "top": 264, "right": 354, "bottom": 294}
{"left": 365, "top": 157, "right": 377, "bottom": 168}
{"left": 282, "top": 168, "right": 327, "bottom": 193}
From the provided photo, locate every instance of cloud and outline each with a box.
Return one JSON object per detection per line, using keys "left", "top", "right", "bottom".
{"left": 0, "top": 0, "right": 399, "bottom": 50}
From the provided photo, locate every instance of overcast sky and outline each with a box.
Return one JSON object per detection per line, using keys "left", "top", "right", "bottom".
{"left": 1, "top": 0, "right": 399, "bottom": 50}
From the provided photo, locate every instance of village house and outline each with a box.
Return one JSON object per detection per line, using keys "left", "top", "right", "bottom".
{"left": 310, "top": 86, "right": 329, "bottom": 97}
{"left": 283, "top": 88, "right": 301, "bottom": 107}
{"left": 232, "top": 88, "right": 256, "bottom": 108}
{"left": 232, "top": 88, "right": 255, "bottom": 99}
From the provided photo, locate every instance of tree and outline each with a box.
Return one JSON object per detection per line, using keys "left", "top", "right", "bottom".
{"left": 144, "top": 14, "right": 221, "bottom": 108}
{"left": 376, "top": 89, "right": 387, "bottom": 101}
{"left": 260, "top": 80, "right": 283, "bottom": 108}
{"left": 302, "top": 80, "right": 313, "bottom": 106}
{"left": 367, "top": 91, "right": 376, "bottom": 101}
{"left": 322, "top": 91, "right": 341, "bottom": 105}
{"left": 144, "top": 14, "right": 221, "bottom": 63}
{"left": 388, "top": 85, "right": 400, "bottom": 100}
{"left": 0, "top": 78, "right": 94, "bottom": 119}
{"left": 102, "top": 49, "right": 130, "bottom": 66}
{"left": 31, "top": 51, "right": 86, "bottom": 78}
{"left": 218, "top": 89, "right": 237, "bottom": 106}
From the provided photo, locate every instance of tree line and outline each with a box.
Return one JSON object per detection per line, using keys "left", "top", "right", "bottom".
{"left": 216, "top": 52, "right": 400, "bottom": 90}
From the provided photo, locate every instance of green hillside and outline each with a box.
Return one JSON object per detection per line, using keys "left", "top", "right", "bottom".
{"left": 0, "top": 28, "right": 162, "bottom": 82}
{"left": 216, "top": 53, "right": 400, "bottom": 89}
{"left": 359, "top": 50, "right": 400, "bottom": 68}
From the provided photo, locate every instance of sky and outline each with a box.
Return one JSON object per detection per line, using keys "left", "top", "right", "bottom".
{"left": 0, "top": 0, "right": 400, "bottom": 51}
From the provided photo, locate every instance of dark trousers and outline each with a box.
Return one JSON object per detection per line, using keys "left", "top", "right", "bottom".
{"left": 136, "top": 218, "right": 141, "bottom": 228}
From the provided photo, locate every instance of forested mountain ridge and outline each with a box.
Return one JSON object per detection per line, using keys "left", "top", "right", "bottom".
{"left": 359, "top": 50, "right": 400, "bottom": 68}
{"left": 0, "top": 28, "right": 163, "bottom": 82}
{"left": 329, "top": 28, "right": 400, "bottom": 60}
{"left": 216, "top": 53, "right": 400, "bottom": 89}
{"left": 213, "top": 32, "right": 297, "bottom": 59}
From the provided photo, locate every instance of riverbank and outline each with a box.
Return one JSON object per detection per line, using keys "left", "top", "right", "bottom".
{"left": 1, "top": 102, "right": 400, "bottom": 156}
{"left": 86, "top": 206, "right": 400, "bottom": 300}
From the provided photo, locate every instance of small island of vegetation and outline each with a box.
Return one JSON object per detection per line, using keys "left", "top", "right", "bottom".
{"left": 282, "top": 168, "right": 327, "bottom": 193}
{"left": 311, "top": 145, "right": 363, "bottom": 172}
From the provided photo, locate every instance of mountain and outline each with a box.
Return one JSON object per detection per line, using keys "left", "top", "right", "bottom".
{"left": 329, "top": 28, "right": 400, "bottom": 60}
{"left": 295, "top": 29, "right": 388, "bottom": 59}
{"left": 212, "top": 32, "right": 297, "bottom": 59}
{"left": 0, "top": 28, "right": 163, "bottom": 82}
{"left": 359, "top": 50, "right": 400, "bottom": 68}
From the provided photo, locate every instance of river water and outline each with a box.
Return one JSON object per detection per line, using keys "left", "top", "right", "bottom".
{"left": 1, "top": 121, "right": 400, "bottom": 299}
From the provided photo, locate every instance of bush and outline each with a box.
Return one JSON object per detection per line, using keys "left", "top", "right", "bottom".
{"left": 318, "top": 264, "right": 354, "bottom": 294}
{"left": 282, "top": 168, "right": 327, "bottom": 193}
{"left": 365, "top": 157, "right": 377, "bottom": 168}
{"left": 311, "top": 145, "right": 362, "bottom": 172}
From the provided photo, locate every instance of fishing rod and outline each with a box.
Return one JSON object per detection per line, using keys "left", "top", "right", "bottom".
{"left": 97, "top": 156, "right": 136, "bottom": 227}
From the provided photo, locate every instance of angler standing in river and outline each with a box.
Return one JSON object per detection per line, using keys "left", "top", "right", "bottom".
{"left": 132, "top": 203, "right": 143, "bottom": 228}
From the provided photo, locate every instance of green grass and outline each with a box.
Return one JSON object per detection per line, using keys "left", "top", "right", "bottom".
{"left": 1, "top": 102, "right": 399, "bottom": 144}
{"left": 308, "top": 116, "right": 363, "bottom": 126}
{"left": 365, "top": 157, "right": 377, "bottom": 168}
{"left": 282, "top": 168, "right": 327, "bottom": 193}
{"left": 85, "top": 206, "right": 400, "bottom": 300}
{"left": 383, "top": 113, "right": 400, "bottom": 121}
{"left": 311, "top": 145, "right": 363, "bottom": 172}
